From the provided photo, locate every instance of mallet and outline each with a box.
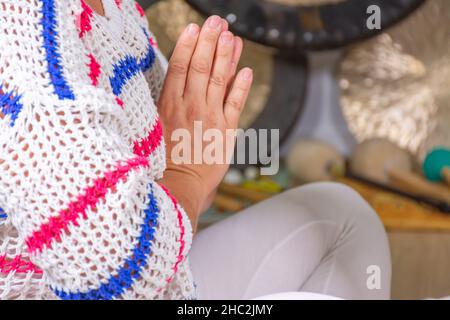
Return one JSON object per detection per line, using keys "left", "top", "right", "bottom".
{"left": 423, "top": 148, "right": 450, "bottom": 187}
{"left": 350, "top": 139, "right": 450, "bottom": 204}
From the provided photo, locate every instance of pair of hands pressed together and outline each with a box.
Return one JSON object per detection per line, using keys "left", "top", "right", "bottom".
{"left": 158, "top": 16, "right": 253, "bottom": 230}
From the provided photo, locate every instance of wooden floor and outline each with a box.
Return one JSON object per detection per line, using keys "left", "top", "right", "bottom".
{"left": 389, "top": 231, "right": 450, "bottom": 299}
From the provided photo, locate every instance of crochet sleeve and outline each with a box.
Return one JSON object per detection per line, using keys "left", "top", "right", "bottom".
{"left": 146, "top": 47, "right": 168, "bottom": 103}
{"left": 0, "top": 1, "right": 193, "bottom": 299}
{"left": 123, "top": 0, "right": 168, "bottom": 103}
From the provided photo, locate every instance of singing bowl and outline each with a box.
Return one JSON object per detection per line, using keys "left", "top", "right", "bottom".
{"left": 338, "top": 0, "right": 450, "bottom": 161}
{"left": 185, "top": 0, "right": 425, "bottom": 51}
{"left": 143, "top": 0, "right": 308, "bottom": 156}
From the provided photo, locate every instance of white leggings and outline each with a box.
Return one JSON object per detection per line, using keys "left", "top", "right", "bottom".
{"left": 189, "top": 183, "right": 392, "bottom": 300}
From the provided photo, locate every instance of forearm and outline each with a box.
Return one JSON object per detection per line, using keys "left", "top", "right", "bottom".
{"left": 159, "top": 168, "right": 207, "bottom": 233}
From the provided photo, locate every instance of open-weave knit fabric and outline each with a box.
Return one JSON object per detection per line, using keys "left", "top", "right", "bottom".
{"left": 0, "top": 0, "right": 195, "bottom": 300}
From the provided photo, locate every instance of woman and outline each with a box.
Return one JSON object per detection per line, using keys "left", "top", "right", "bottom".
{"left": 0, "top": 0, "right": 391, "bottom": 300}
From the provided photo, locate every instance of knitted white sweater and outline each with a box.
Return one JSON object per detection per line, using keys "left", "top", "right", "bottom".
{"left": 0, "top": 0, "right": 196, "bottom": 300}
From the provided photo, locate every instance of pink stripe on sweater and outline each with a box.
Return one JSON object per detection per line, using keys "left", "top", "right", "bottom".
{"left": 135, "top": 2, "right": 145, "bottom": 17}
{"left": 78, "top": 0, "right": 93, "bottom": 38}
{"left": 0, "top": 254, "right": 43, "bottom": 274}
{"left": 25, "top": 120, "right": 164, "bottom": 254}
{"left": 149, "top": 37, "right": 158, "bottom": 49}
{"left": 115, "top": 97, "right": 125, "bottom": 109}
{"left": 160, "top": 185, "right": 186, "bottom": 282}
{"left": 133, "top": 119, "right": 163, "bottom": 157}
{"left": 88, "top": 54, "right": 101, "bottom": 86}
{"left": 26, "top": 157, "right": 150, "bottom": 254}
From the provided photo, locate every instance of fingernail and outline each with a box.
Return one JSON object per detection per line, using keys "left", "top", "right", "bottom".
{"left": 241, "top": 68, "right": 253, "bottom": 81}
{"left": 220, "top": 31, "right": 233, "bottom": 45}
{"left": 207, "top": 15, "right": 222, "bottom": 29}
{"left": 186, "top": 23, "right": 199, "bottom": 36}
{"left": 221, "top": 18, "right": 229, "bottom": 30}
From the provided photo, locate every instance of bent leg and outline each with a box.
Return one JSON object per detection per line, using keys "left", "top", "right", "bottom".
{"left": 189, "top": 182, "right": 391, "bottom": 299}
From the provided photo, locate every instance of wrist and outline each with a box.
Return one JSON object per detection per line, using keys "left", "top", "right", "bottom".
{"left": 159, "top": 167, "right": 207, "bottom": 232}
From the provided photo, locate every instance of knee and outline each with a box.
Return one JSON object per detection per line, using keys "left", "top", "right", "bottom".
{"left": 284, "top": 183, "right": 391, "bottom": 295}
{"left": 285, "top": 182, "right": 383, "bottom": 229}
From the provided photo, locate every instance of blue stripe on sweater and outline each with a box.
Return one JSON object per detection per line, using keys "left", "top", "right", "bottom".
{"left": 109, "top": 56, "right": 141, "bottom": 96}
{"left": 0, "top": 84, "right": 24, "bottom": 127}
{"left": 53, "top": 185, "right": 160, "bottom": 300}
{"left": 41, "top": 0, "right": 75, "bottom": 100}
{"left": 0, "top": 207, "right": 7, "bottom": 219}
{"left": 140, "top": 28, "right": 157, "bottom": 73}
{"left": 109, "top": 31, "right": 156, "bottom": 96}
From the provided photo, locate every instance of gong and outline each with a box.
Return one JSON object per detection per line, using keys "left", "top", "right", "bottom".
{"left": 186, "top": 0, "right": 425, "bottom": 51}
{"left": 339, "top": 0, "right": 450, "bottom": 161}
{"left": 142, "top": 0, "right": 308, "bottom": 166}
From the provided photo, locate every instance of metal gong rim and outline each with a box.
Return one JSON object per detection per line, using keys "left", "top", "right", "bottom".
{"left": 185, "top": 0, "right": 425, "bottom": 51}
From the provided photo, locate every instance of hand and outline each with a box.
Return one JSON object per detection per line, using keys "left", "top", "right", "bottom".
{"left": 158, "top": 16, "right": 253, "bottom": 227}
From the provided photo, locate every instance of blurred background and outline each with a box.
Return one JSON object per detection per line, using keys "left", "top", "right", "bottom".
{"left": 139, "top": 0, "right": 450, "bottom": 299}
